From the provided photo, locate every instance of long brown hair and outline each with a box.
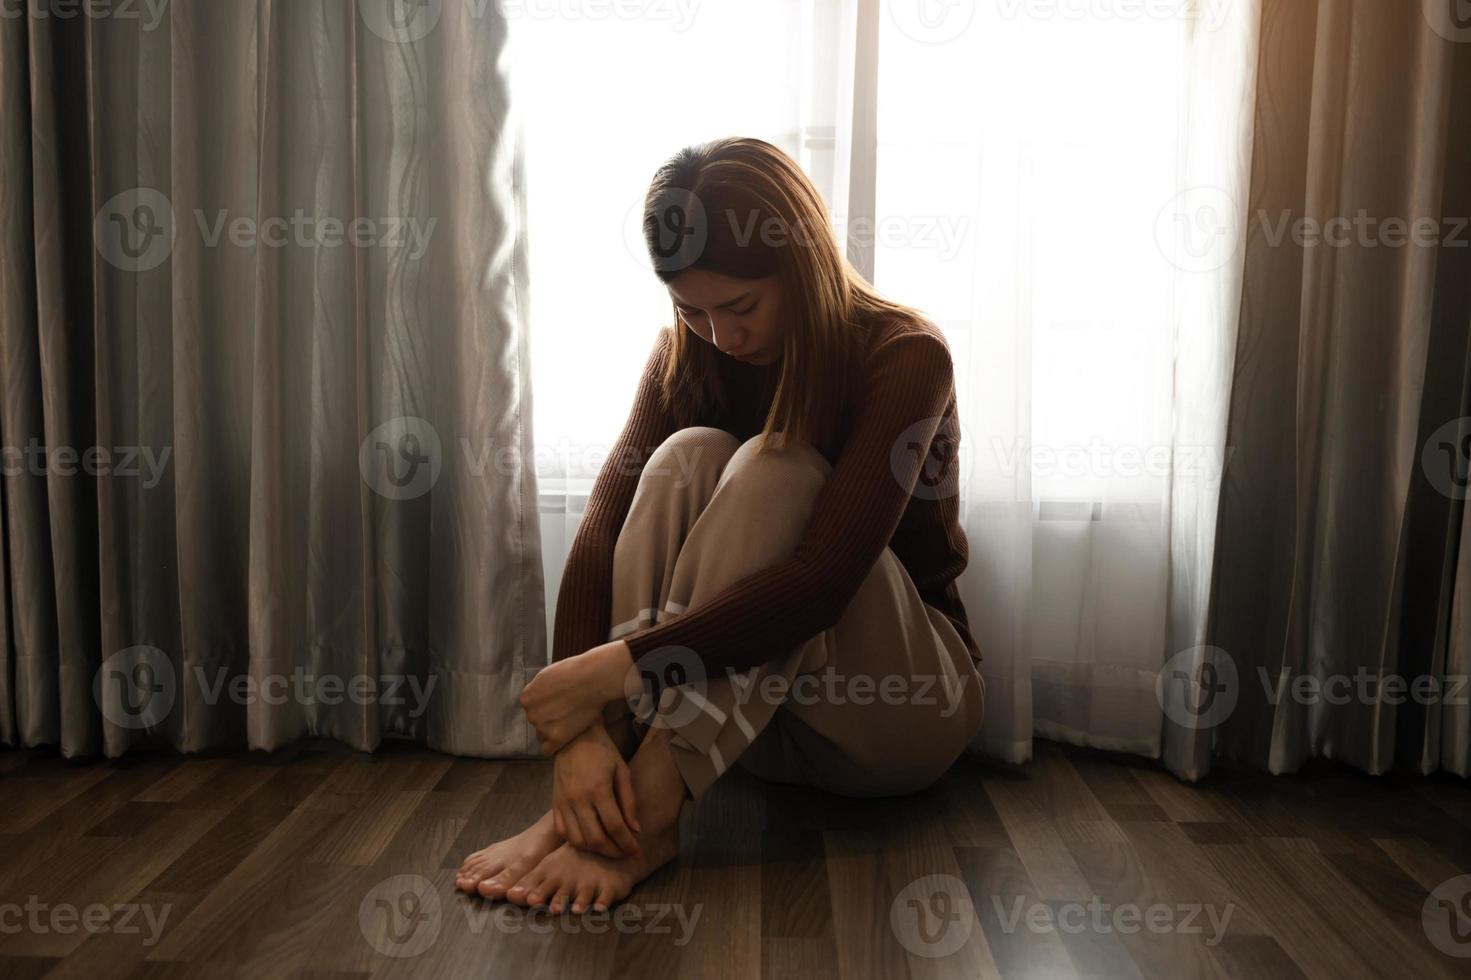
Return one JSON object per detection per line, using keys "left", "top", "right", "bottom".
{"left": 641, "top": 136, "right": 927, "bottom": 458}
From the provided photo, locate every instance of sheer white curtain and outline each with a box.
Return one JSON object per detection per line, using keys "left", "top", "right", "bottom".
{"left": 865, "top": 0, "right": 1260, "bottom": 775}
{"left": 516, "top": 0, "right": 1260, "bottom": 778}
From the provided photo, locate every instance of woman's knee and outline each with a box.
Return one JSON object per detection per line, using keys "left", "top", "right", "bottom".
{"left": 716, "top": 431, "right": 832, "bottom": 502}
{"left": 633, "top": 428, "right": 831, "bottom": 570}
{"left": 640, "top": 427, "right": 828, "bottom": 492}
{"left": 641, "top": 426, "right": 740, "bottom": 491}
{"left": 733, "top": 430, "right": 831, "bottom": 472}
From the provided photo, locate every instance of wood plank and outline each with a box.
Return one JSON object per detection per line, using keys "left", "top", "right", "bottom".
{"left": 0, "top": 803, "right": 228, "bottom": 958}
{"left": 1204, "top": 934, "right": 1306, "bottom": 980}
{"left": 985, "top": 775, "right": 1097, "bottom": 903}
{"left": 679, "top": 774, "right": 763, "bottom": 979}
{"left": 40, "top": 888, "right": 206, "bottom": 980}
{"left": 762, "top": 936, "right": 840, "bottom": 980}
{"left": 1064, "top": 827, "right": 1232, "bottom": 979}
{"left": 1113, "top": 819, "right": 1270, "bottom": 937}
{"left": 879, "top": 816, "right": 1000, "bottom": 979}
{"left": 1251, "top": 836, "right": 1462, "bottom": 980}
{"left": 1199, "top": 838, "right": 1403, "bottom": 980}
{"left": 0, "top": 955, "right": 61, "bottom": 979}
{"left": 954, "top": 845, "right": 1084, "bottom": 980}
{"left": 0, "top": 759, "right": 178, "bottom": 891}
{"left": 309, "top": 792, "right": 427, "bottom": 867}
{"left": 1375, "top": 835, "right": 1470, "bottom": 891}
{"left": 0, "top": 767, "right": 111, "bottom": 833}
{"left": 142, "top": 805, "right": 345, "bottom": 963}
{"left": 374, "top": 791, "right": 481, "bottom": 872}
{"left": 0, "top": 750, "right": 38, "bottom": 774}
{"left": 1130, "top": 767, "right": 1235, "bottom": 824}
{"left": 935, "top": 758, "right": 1013, "bottom": 849}
{"left": 823, "top": 830, "right": 912, "bottom": 980}
{"left": 760, "top": 826, "right": 830, "bottom": 939}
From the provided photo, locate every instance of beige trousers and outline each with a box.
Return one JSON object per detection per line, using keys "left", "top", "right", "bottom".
{"left": 603, "top": 427, "right": 986, "bottom": 800}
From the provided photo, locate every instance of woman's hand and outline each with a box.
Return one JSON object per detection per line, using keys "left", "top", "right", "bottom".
{"left": 519, "top": 640, "right": 635, "bottom": 755}
{"left": 552, "top": 724, "right": 642, "bottom": 860}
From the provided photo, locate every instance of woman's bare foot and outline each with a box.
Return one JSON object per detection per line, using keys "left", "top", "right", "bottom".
{"left": 454, "top": 712, "right": 641, "bottom": 900}
{"left": 505, "top": 724, "right": 690, "bottom": 913}
{"left": 454, "top": 809, "right": 562, "bottom": 899}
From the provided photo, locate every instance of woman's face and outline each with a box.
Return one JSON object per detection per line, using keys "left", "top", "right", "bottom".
{"left": 667, "top": 268, "right": 784, "bottom": 365}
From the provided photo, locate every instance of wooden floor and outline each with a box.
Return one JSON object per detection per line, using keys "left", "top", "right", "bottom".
{"left": 1, "top": 738, "right": 1469, "bottom": 979}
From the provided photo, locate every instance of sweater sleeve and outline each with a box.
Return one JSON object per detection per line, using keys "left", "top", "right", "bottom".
{"left": 621, "top": 328, "right": 956, "bottom": 678}
{"left": 550, "top": 328, "right": 679, "bottom": 663}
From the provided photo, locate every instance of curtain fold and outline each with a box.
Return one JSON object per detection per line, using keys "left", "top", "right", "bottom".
{"left": 1205, "top": 0, "right": 1471, "bottom": 777}
{"left": 0, "top": 0, "right": 544, "bottom": 758}
{"left": 1158, "top": 0, "right": 1265, "bottom": 779}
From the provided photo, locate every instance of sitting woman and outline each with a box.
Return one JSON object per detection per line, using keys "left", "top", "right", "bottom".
{"left": 456, "top": 136, "right": 986, "bottom": 914}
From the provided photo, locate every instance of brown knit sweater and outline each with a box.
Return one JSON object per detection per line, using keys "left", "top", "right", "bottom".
{"left": 550, "top": 315, "right": 981, "bottom": 678}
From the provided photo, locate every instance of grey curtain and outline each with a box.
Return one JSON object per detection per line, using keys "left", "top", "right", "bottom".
{"left": 1200, "top": 0, "right": 1471, "bottom": 778}
{"left": 0, "top": 0, "right": 545, "bottom": 758}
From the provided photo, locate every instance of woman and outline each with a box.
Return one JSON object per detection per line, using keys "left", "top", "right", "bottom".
{"left": 455, "top": 137, "right": 985, "bottom": 914}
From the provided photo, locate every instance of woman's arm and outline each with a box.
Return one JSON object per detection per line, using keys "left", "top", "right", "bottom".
{"left": 521, "top": 638, "right": 635, "bottom": 754}
{"left": 550, "top": 328, "right": 680, "bottom": 663}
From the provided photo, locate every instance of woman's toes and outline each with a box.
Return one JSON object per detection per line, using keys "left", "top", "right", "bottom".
{"left": 506, "top": 872, "right": 540, "bottom": 906}
{"left": 527, "top": 879, "right": 555, "bottom": 908}
{"left": 571, "top": 884, "right": 596, "bottom": 915}
{"left": 593, "top": 885, "right": 615, "bottom": 913}
{"left": 549, "top": 888, "right": 571, "bottom": 914}
{"left": 483, "top": 858, "right": 528, "bottom": 899}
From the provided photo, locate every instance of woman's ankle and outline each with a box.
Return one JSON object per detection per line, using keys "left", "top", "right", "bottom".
{"left": 629, "top": 724, "right": 691, "bottom": 830}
